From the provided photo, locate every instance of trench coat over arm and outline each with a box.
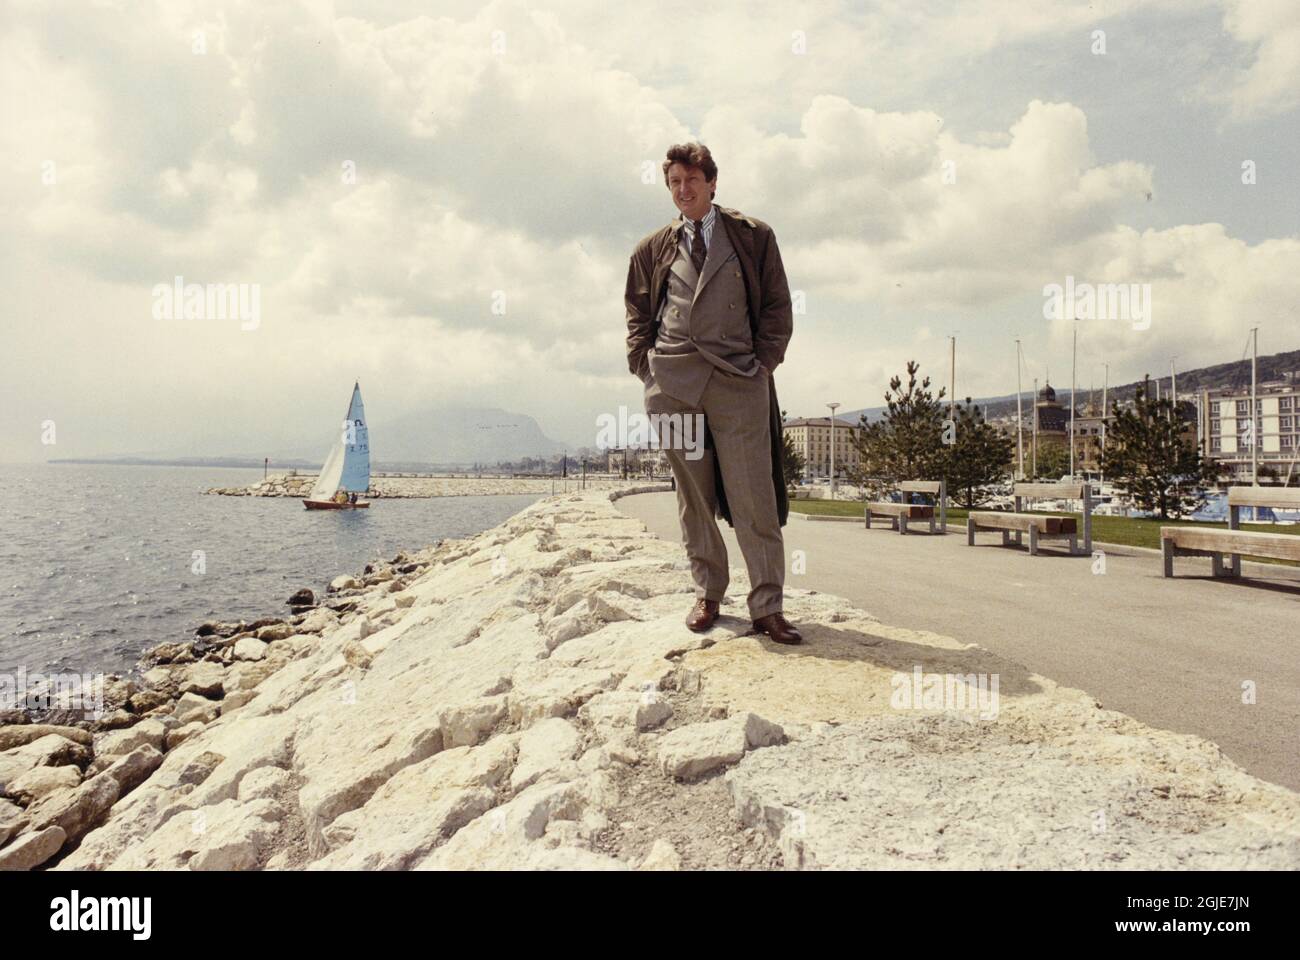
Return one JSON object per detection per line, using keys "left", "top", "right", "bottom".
{"left": 624, "top": 205, "right": 793, "bottom": 527}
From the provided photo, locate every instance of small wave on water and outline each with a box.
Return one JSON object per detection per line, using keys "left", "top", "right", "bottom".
{"left": 0, "top": 463, "right": 541, "bottom": 677}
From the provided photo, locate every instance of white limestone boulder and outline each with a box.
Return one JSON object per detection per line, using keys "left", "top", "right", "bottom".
{"left": 179, "top": 660, "right": 226, "bottom": 698}
{"left": 5, "top": 764, "right": 82, "bottom": 804}
{"left": 0, "top": 825, "right": 66, "bottom": 870}
{"left": 511, "top": 718, "right": 583, "bottom": 792}
{"left": 172, "top": 693, "right": 221, "bottom": 725}
{"left": 233, "top": 636, "right": 268, "bottom": 661}
{"left": 656, "top": 713, "right": 785, "bottom": 781}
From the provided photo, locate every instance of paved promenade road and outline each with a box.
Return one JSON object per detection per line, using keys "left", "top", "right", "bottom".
{"left": 615, "top": 491, "right": 1300, "bottom": 792}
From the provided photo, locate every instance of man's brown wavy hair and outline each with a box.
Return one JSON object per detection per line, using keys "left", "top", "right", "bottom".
{"left": 662, "top": 142, "right": 717, "bottom": 199}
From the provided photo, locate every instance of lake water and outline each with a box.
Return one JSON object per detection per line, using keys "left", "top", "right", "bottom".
{"left": 0, "top": 463, "right": 540, "bottom": 678}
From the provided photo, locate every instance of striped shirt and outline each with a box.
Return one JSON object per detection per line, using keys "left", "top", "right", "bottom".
{"left": 682, "top": 204, "right": 717, "bottom": 257}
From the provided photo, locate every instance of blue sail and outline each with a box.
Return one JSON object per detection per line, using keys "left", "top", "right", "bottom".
{"left": 338, "top": 383, "right": 370, "bottom": 493}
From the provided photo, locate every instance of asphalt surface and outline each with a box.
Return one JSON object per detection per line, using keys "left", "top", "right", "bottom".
{"left": 614, "top": 491, "right": 1300, "bottom": 792}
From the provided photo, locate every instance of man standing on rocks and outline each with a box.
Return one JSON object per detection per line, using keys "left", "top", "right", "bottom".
{"left": 624, "top": 142, "right": 801, "bottom": 645}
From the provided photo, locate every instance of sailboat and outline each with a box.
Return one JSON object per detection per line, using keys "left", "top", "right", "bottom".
{"left": 303, "top": 382, "right": 371, "bottom": 510}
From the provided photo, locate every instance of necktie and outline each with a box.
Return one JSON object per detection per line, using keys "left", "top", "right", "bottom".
{"left": 690, "top": 218, "right": 707, "bottom": 274}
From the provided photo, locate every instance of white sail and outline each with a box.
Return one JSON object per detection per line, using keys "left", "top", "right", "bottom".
{"left": 308, "top": 437, "right": 346, "bottom": 501}
{"left": 307, "top": 383, "right": 369, "bottom": 501}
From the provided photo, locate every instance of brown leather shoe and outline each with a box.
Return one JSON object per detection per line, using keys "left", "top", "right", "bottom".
{"left": 685, "top": 598, "right": 720, "bottom": 632}
{"left": 752, "top": 612, "right": 803, "bottom": 645}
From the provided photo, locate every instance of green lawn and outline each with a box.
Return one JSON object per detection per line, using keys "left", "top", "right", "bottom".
{"left": 789, "top": 496, "right": 1299, "bottom": 557}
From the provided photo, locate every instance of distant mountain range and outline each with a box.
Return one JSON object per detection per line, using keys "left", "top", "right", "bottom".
{"left": 47, "top": 351, "right": 1300, "bottom": 468}
{"left": 370, "top": 406, "right": 566, "bottom": 465}
{"left": 49, "top": 405, "right": 568, "bottom": 470}
{"left": 836, "top": 349, "right": 1300, "bottom": 425}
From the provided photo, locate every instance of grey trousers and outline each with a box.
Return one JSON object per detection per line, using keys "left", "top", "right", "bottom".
{"left": 646, "top": 366, "right": 785, "bottom": 620}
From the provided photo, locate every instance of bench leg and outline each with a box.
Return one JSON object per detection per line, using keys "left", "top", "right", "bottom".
{"left": 1028, "top": 526, "right": 1039, "bottom": 556}
{"left": 1212, "top": 553, "right": 1225, "bottom": 578}
{"left": 1001, "top": 530, "right": 1010, "bottom": 546}
{"left": 1068, "top": 535, "right": 1077, "bottom": 555}
{"left": 1230, "top": 554, "right": 1242, "bottom": 578}
{"left": 928, "top": 517, "right": 935, "bottom": 535}
{"left": 899, "top": 516, "right": 908, "bottom": 535}
{"left": 864, "top": 508, "right": 871, "bottom": 530}
{"left": 1014, "top": 530, "right": 1023, "bottom": 546}
{"left": 966, "top": 518, "right": 975, "bottom": 545}
{"left": 1161, "top": 538, "right": 1173, "bottom": 578}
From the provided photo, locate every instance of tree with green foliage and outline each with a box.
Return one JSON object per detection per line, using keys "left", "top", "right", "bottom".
{"left": 847, "top": 360, "right": 947, "bottom": 499}
{"left": 938, "top": 398, "right": 1015, "bottom": 507}
{"left": 780, "top": 409, "right": 805, "bottom": 498}
{"left": 1033, "top": 440, "right": 1071, "bottom": 480}
{"left": 1100, "top": 385, "right": 1217, "bottom": 519}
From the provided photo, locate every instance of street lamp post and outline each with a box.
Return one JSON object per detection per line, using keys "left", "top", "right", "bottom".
{"left": 827, "top": 402, "right": 840, "bottom": 500}
{"left": 1015, "top": 339, "right": 1024, "bottom": 480}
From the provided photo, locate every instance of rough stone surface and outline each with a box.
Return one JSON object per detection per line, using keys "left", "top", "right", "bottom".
{"left": 179, "top": 661, "right": 226, "bottom": 698}
{"left": 102, "top": 745, "right": 165, "bottom": 797}
{"left": 26, "top": 772, "right": 120, "bottom": 845}
{"left": 37, "top": 487, "right": 1300, "bottom": 872}
{"left": 638, "top": 838, "right": 682, "bottom": 870}
{"left": 297, "top": 607, "right": 338, "bottom": 634}
{"left": 511, "top": 718, "right": 583, "bottom": 792}
{"left": 4, "top": 764, "right": 82, "bottom": 804}
{"left": 95, "top": 720, "right": 166, "bottom": 759}
{"left": 656, "top": 714, "right": 784, "bottom": 781}
{"left": 0, "top": 725, "right": 94, "bottom": 752}
{"left": 128, "top": 690, "right": 173, "bottom": 714}
{"left": 0, "top": 826, "right": 66, "bottom": 870}
{"left": 238, "top": 766, "right": 291, "bottom": 802}
{"left": 221, "top": 691, "right": 258, "bottom": 714}
{"left": 172, "top": 693, "right": 221, "bottom": 725}
{"left": 164, "top": 722, "right": 206, "bottom": 751}
{"left": 234, "top": 637, "right": 269, "bottom": 661}
{"left": 0, "top": 734, "right": 90, "bottom": 793}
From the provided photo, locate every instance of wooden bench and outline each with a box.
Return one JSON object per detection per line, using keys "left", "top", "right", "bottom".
{"left": 864, "top": 480, "right": 947, "bottom": 535}
{"left": 967, "top": 482, "right": 1093, "bottom": 556}
{"left": 1161, "top": 486, "right": 1300, "bottom": 578}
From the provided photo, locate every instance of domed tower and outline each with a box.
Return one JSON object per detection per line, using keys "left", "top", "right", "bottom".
{"left": 1036, "top": 381, "right": 1068, "bottom": 436}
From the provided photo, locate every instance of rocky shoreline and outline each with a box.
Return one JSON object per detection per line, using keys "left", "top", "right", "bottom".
{"left": 2, "top": 485, "right": 1297, "bottom": 870}
{"left": 0, "top": 545, "right": 445, "bottom": 869}
{"left": 205, "top": 473, "right": 645, "bottom": 499}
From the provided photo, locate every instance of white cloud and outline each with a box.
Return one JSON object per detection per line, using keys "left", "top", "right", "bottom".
{"left": 0, "top": 0, "right": 1295, "bottom": 458}
{"left": 1221, "top": 0, "right": 1300, "bottom": 118}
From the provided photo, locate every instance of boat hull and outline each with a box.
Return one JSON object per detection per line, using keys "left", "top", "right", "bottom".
{"left": 303, "top": 499, "right": 371, "bottom": 510}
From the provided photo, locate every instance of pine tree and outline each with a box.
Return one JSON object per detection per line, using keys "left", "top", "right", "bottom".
{"left": 848, "top": 361, "right": 947, "bottom": 499}
{"left": 939, "top": 398, "right": 1015, "bottom": 507}
{"left": 1101, "top": 385, "right": 1218, "bottom": 519}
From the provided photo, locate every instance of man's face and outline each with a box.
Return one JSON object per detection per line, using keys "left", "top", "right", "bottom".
{"left": 666, "top": 162, "right": 714, "bottom": 221}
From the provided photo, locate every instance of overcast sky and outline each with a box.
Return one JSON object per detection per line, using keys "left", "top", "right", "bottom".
{"left": 4, "top": 0, "right": 1298, "bottom": 460}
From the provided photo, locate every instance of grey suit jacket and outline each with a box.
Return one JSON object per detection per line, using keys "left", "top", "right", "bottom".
{"left": 647, "top": 213, "right": 763, "bottom": 407}
{"left": 624, "top": 205, "right": 793, "bottom": 527}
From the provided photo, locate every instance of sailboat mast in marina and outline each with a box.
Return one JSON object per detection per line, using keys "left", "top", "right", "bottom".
{"left": 303, "top": 382, "right": 371, "bottom": 510}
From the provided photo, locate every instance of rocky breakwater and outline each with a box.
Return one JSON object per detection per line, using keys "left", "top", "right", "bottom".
{"left": 206, "top": 474, "right": 642, "bottom": 498}
{"left": 0, "top": 553, "right": 439, "bottom": 870}
{"left": 206, "top": 473, "right": 316, "bottom": 498}
{"left": 6, "top": 485, "right": 1298, "bottom": 870}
